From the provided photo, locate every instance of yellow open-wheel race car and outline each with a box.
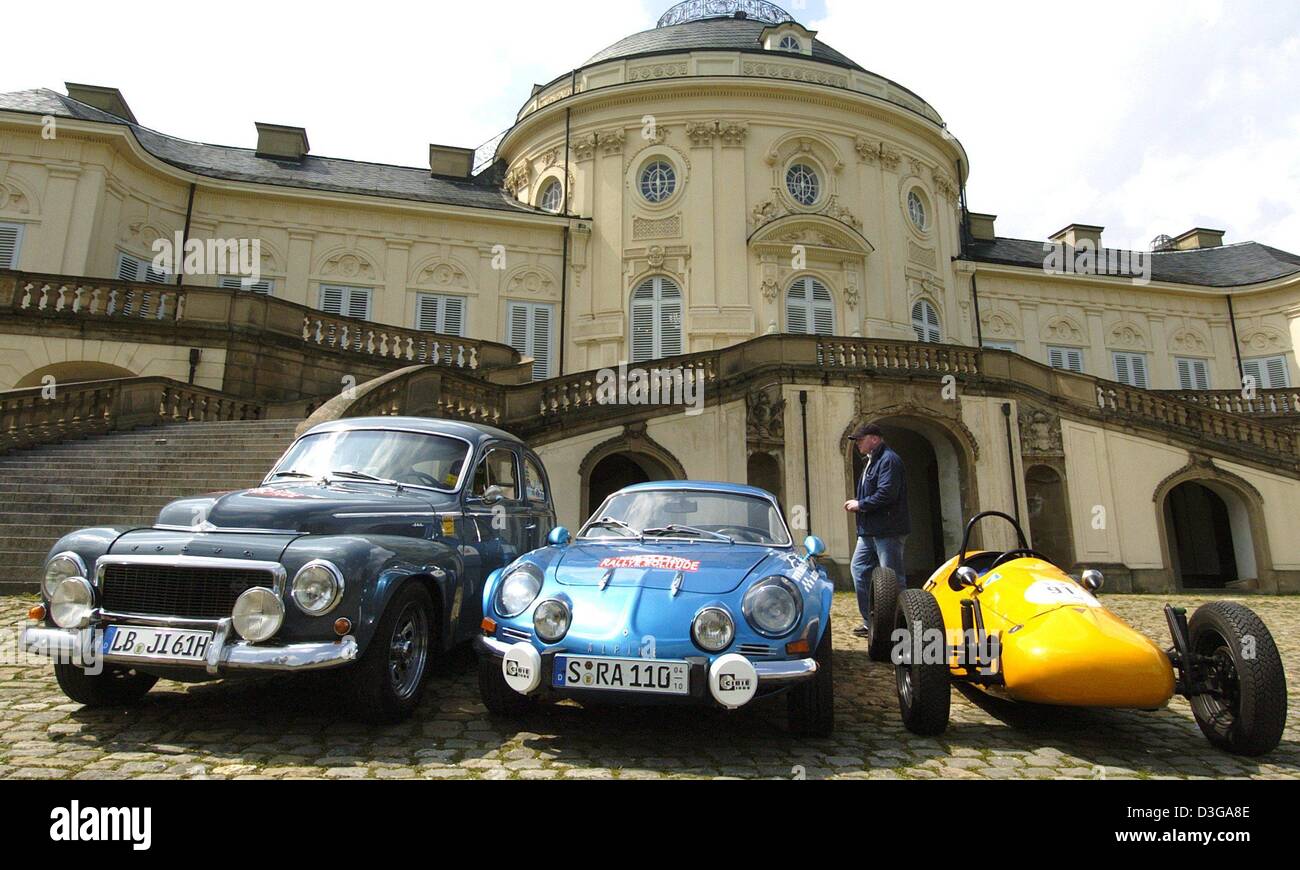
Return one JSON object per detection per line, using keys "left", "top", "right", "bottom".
{"left": 864, "top": 512, "right": 1289, "bottom": 757}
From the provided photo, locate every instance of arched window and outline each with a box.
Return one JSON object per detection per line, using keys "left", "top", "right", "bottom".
{"left": 778, "top": 35, "right": 801, "bottom": 52}
{"left": 539, "top": 179, "right": 563, "bottom": 213}
{"left": 786, "top": 277, "right": 835, "bottom": 336}
{"left": 630, "top": 276, "right": 684, "bottom": 362}
{"left": 912, "top": 299, "right": 941, "bottom": 343}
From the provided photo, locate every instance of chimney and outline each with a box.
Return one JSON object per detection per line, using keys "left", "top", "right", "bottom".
{"left": 967, "top": 212, "right": 997, "bottom": 241}
{"left": 428, "top": 144, "right": 475, "bottom": 178}
{"left": 1050, "top": 223, "right": 1104, "bottom": 249}
{"left": 1173, "top": 228, "right": 1226, "bottom": 251}
{"left": 64, "top": 83, "right": 137, "bottom": 124}
{"left": 255, "top": 123, "right": 310, "bottom": 161}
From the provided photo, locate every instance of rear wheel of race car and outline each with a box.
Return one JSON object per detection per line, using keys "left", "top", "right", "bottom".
{"left": 787, "top": 624, "right": 834, "bottom": 736}
{"left": 345, "top": 582, "right": 436, "bottom": 723}
{"left": 866, "top": 567, "right": 901, "bottom": 662}
{"left": 1187, "top": 602, "right": 1287, "bottom": 757}
{"left": 54, "top": 662, "right": 157, "bottom": 707}
{"left": 895, "top": 589, "right": 951, "bottom": 736}
{"left": 478, "top": 653, "right": 535, "bottom": 716}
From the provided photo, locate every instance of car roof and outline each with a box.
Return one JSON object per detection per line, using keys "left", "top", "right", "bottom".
{"left": 303, "top": 417, "right": 525, "bottom": 449}
{"left": 615, "top": 480, "right": 777, "bottom": 500}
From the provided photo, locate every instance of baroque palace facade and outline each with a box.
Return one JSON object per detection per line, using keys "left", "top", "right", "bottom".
{"left": 2, "top": 0, "right": 1299, "bottom": 593}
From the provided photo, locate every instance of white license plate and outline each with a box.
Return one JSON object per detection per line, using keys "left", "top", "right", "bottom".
{"left": 104, "top": 625, "right": 214, "bottom": 663}
{"left": 553, "top": 655, "right": 689, "bottom": 696}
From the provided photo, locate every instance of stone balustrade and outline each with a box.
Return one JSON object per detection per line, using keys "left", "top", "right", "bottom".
{"left": 1163, "top": 388, "right": 1300, "bottom": 418}
{"left": 0, "top": 377, "right": 266, "bottom": 454}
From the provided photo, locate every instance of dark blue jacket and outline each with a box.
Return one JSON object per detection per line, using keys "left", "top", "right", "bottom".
{"left": 856, "top": 444, "right": 911, "bottom": 538}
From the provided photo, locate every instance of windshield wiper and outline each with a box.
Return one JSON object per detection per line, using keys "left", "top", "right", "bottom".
{"left": 329, "top": 469, "right": 400, "bottom": 486}
{"left": 583, "top": 517, "right": 643, "bottom": 539}
{"left": 268, "top": 471, "right": 315, "bottom": 480}
{"left": 643, "top": 524, "right": 733, "bottom": 544}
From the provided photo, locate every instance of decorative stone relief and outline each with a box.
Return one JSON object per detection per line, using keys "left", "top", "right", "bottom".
{"left": 854, "top": 137, "right": 880, "bottom": 164}
{"left": 414, "top": 261, "right": 464, "bottom": 287}
{"left": 980, "top": 310, "right": 1021, "bottom": 341}
{"left": 1044, "top": 315, "right": 1086, "bottom": 345}
{"left": 907, "top": 241, "right": 937, "bottom": 269}
{"left": 0, "top": 183, "right": 30, "bottom": 214}
{"left": 505, "top": 163, "right": 531, "bottom": 194}
{"left": 508, "top": 268, "right": 555, "bottom": 295}
{"left": 1239, "top": 328, "right": 1286, "bottom": 352}
{"left": 632, "top": 214, "right": 682, "bottom": 241}
{"left": 748, "top": 193, "right": 863, "bottom": 233}
{"left": 742, "top": 62, "right": 848, "bottom": 88}
{"left": 1019, "top": 407, "right": 1064, "bottom": 457}
{"left": 597, "top": 129, "right": 626, "bottom": 157}
{"left": 1170, "top": 327, "right": 1210, "bottom": 355}
{"left": 572, "top": 135, "right": 597, "bottom": 162}
{"left": 843, "top": 262, "right": 860, "bottom": 310}
{"left": 1108, "top": 321, "right": 1148, "bottom": 350}
{"left": 719, "top": 122, "right": 749, "bottom": 147}
{"left": 628, "top": 62, "right": 688, "bottom": 82}
{"left": 932, "top": 171, "right": 959, "bottom": 202}
{"left": 879, "top": 145, "right": 902, "bottom": 170}
{"left": 746, "top": 385, "right": 786, "bottom": 442}
{"left": 685, "top": 122, "right": 718, "bottom": 147}
{"left": 760, "top": 254, "right": 779, "bottom": 303}
{"left": 323, "top": 253, "right": 379, "bottom": 282}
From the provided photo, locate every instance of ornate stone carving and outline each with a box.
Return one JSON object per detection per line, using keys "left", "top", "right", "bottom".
{"left": 572, "top": 134, "right": 597, "bottom": 161}
{"left": 879, "top": 145, "right": 902, "bottom": 170}
{"left": 1108, "top": 321, "right": 1147, "bottom": 350}
{"left": 748, "top": 193, "right": 863, "bottom": 233}
{"left": 646, "top": 245, "right": 666, "bottom": 268}
{"left": 415, "top": 261, "right": 465, "bottom": 287}
{"left": 1239, "top": 328, "right": 1285, "bottom": 352}
{"left": 1170, "top": 327, "right": 1210, "bottom": 355}
{"left": 1019, "top": 407, "right": 1064, "bottom": 457}
{"left": 632, "top": 214, "right": 682, "bottom": 240}
{"left": 1044, "top": 316, "right": 1086, "bottom": 345}
{"left": 628, "top": 62, "right": 688, "bottom": 82}
{"left": 854, "top": 137, "right": 879, "bottom": 164}
{"left": 0, "top": 183, "right": 30, "bottom": 214}
{"left": 719, "top": 122, "right": 749, "bottom": 147}
{"left": 932, "top": 171, "right": 959, "bottom": 202}
{"left": 505, "top": 162, "right": 531, "bottom": 194}
{"left": 507, "top": 268, "right": 554, "bottom": 295}
{"left": 908, "top": 241, "right": 937, "bottom": 269}
{"left": 843, "top": 263, "right": 860, "bottom": 310}
{"left": 542, "top": 148, "right": 560, "bottom": 168}
{"left": 742, "top": 62, "right": 848, "bottom": 88}
{"left": 746, "top": 385, "right": 786, "bottom": 442}
{"left": 685, "top": 121, "right": 718, "bottom": 147}
{"left": 981, "top": 310, "right": 1021, "bottom": 340}
{"left": 597, "top": 129, "right": 626, "bottom": 157}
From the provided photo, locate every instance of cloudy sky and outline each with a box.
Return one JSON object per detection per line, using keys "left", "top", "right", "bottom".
{"left": 5, "top": 0, "right": 1297, "bottom": 251}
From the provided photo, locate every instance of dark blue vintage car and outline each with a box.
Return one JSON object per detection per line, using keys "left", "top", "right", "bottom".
{"left": 22, "top": 417, "right": 556, "bottom": 721}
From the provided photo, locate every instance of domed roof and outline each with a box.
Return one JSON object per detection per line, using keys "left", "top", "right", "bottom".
{"left": 584, "top": 4, "right": 864, "bottom": 71}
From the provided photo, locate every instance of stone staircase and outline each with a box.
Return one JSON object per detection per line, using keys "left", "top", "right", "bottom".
{"left": 0, "top": 419, "right": 301, "bottom": 596}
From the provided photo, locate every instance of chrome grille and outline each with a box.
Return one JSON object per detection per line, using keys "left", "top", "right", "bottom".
{"left": 500, "top": 627, "right": 532, "bottom": 643}
{"left": 100, "top": 562, "right": 276, "bottom": 620}
{"left": 739, "top": 643, "right": 774, "bottom": 657}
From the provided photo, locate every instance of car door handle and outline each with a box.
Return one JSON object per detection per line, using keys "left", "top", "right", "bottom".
{"left": 524, "top": 524, "right": 538, "bottom": 531}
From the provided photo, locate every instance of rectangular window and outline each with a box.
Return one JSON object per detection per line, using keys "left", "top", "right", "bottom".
{"left": 1111, "top": 351, "right": 1150, "bottom": 389}
{"left": 982, "top": 341, "right": 1018, "bottom": 353}
{"left": 219, "top": 275, "right": 274, "bottom": 296}
{"left": 1047, "top": 346, "right": 1085, "bottom": 374}
{"left": 1175, "top": 357, "right": 1211, "bottom": 391}
{"left": 414, "top": 293, "right": 466, "bottom": 336}
{"left": 320, "top": 284, "right": 372, "bottom": 320}
{"left": 506, "top": 301, "right": 556, "bottom": 382}
{"left": 0, "top": 222, "right": 24, "bottom": 269}
{"left": 116, "top": 252, "right": 169, "bottom": 284}
{"left": 1243, "top": 355, "right": 1292, "bottom": 390}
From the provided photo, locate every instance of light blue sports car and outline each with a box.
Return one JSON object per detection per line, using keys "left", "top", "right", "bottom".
{"left": 475, "top": 481, "right": 835, "bottom": 735}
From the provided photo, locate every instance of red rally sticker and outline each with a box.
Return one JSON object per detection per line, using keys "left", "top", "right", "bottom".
{"left": 598, "top": 556, "right": 701, "bottom": 572}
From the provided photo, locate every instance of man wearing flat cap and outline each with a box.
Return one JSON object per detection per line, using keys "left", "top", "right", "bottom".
{"left": 844, "top": 422, "right": 910, "bottom": 638}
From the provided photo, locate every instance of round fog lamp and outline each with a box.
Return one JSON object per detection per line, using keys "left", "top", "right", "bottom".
{"left": 232, "top": 587, "right": 284, "bottom": 643}
{"left": 533, "top": 600, "right": 571, "bottom": 643}
{"left": 50, "top": 577, "right": 94, "bottom": 629}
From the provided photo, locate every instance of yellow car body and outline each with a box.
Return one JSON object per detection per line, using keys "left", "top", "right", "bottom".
{"left": 923, "top": 553, "right": 1175, "bottom": 709}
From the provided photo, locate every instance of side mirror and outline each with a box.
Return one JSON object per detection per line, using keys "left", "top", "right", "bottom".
{"left": 1081, "top": 569, "right": 1104, "bottom": 593}
{"left": 804, "top": 536, "right": 826, "bottom": 559}
{"left": 480, "top": 485, "right": 505, "bottom": 505}
{"left": 956, "top": 566, "right": 980, "bottom": 589}
{"left": 548, "top": 527, "right": 571, "bottom": 547}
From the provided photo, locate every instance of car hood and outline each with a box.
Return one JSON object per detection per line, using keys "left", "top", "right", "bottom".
{"left": 553, "top": 542, "right": 773, "bottom": 595}
{"left": 155, "top": 482, "right": 456, "bottom": 537}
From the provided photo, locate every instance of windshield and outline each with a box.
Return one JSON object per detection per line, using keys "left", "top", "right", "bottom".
{"left": 579, "top": 490, "right": 791, "bottom": 546}
{"left": 268, "top": 430, "right": 470, "bottom": 492}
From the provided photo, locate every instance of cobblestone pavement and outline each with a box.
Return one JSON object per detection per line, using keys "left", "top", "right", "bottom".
{"left": 1, "top": 594, "right": 1297, "bottom": 780}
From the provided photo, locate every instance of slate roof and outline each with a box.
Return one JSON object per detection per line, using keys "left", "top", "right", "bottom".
{"left": 0, "top": 88, "right": 551, "bottom": 216}
{"left": 585, "top": 16, "right": 864, "bottom": 70}
{"left": 965, "top": 237, "right": 1300, "bottom": 289}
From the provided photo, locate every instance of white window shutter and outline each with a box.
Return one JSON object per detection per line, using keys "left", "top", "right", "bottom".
{"left": 1068, "top": 349, "right": 1084, "bottom": 373}
{"left": 1266, "top": 356, "right": 1290, "bottom": 389}
{"left": 442, "top": 296, "right": 465, "bottom": 337}
{"left": 320, "top": 286, "right": 346, "bottom": 316}
{"left": 786, "top": 289, "right": 808, "bottom": 334}
{"left": 506, "top": 302, "right": 529, "bottom": 355}
{"left": 506, "top": 301, "right": 554, "bottom": 381}
{"left": 659, "top": 297, "right": 683, "bottom": 356}
{"left": 117, "top": 253, "right": 141, "bottom": 282}
{"left": 1193, "top": 360, "right": 1210, "bottom": 391}
{"left": 912, "top": 300, "right": 940, "bottom": 343}
{"left": 629, "top": 277, "right": 682, "bottom": 362}
{"left": 1177, "top": 358, "right": 1194, "bottom": 391}
{"left": 1131, "top": 354, "right": 1148, "bottom": 389}
{"left": 220, "top": 276, "right": 273, "bottom": 295}
{"left": 1113, "top": 353, "right": 1131, "bottom": 385}
{"left": 788, "top": 278, "right": 834, "bottom": 336}
{"left": 532, "top": 305, "right": 553, "bottom": 380}
{"left": 345, "top": 289, "right": 370, "bottom": 320}
{"left": 0, "top": 223, "right": 21, "bottom": 269}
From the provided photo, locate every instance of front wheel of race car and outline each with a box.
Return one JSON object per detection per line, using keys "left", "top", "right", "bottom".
{"left": 867, "top": 567, "right": 901, "bottom": 662}
{"left": 478, "top": 653, "right": 535, "bottom": 717}
{"left": 788, "top": 624, "right": 834, "bottom": 736}
{"left": 895, "top": 589, "right": 951, "bottom": 736}
{"left": 1187, "top": 601, "right": 1287, "bottom": 757}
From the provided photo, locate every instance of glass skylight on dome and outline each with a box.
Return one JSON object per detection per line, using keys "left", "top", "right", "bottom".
{"left": 657, "top": 0, "right": 795, "bottom": 28}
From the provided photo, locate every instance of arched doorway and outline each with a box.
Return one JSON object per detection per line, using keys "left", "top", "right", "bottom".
{"left": 15, "top": 361, "right": 136, "bottom": 388}
{"left": 583, "top": 451, "right": 680, "bottom": 522}
{"left": 848, "top": 416, "right": 969, "bottom": 584}
{"left": 1164, "top": 480, "right": 1257, "bottom": 590}
{"left": 747, "top": 451, "right": 784, "bottom": 507}
{"left": 1025, "top": 465, "right": 1074, "bottom": 569}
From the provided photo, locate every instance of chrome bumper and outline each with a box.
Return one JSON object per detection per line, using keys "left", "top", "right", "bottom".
{"left": 22, "top": 623, "right": 358, "bottom": 676}
{"left": 473, "top": 635, "right": 818, "bottom": 686}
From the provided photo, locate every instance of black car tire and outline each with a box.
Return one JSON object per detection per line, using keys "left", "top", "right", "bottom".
{"left": 478, "top": 653, "right": 535, "bottom": 717}
{"left": 787, "top": 623, "right": 834, "bottom": 737}
{"left": 54, "top": 662, "right": 157, "bottom": 707}
{"left": 1188, "top": 601, "right": 1287, "bottom": 757}
{"left": 895, "top": 588, "right": 951, "bottom": 736}
{"left": 867, "top": 567, "right": 901, "bottom": 662}
{"left": 345, "top": 581, "right": 436, "bottom": 723}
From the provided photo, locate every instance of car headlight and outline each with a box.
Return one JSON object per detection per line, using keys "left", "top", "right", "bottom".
{"left": 533, "top": 599, "right": 571, "bottom": 643}
{"left": 291, "top": 560, "right": 344, "bottom": 615}
{"left": 43, "top": 552, "right": 87, "bottom": 601}
{"left": 232, "top": 587, "right": 284, "bottom": 643}
{"left": 692, "top": 607, "right": 735, "bottom": 653}
{"left": 497, "top": 567, "right": 542, "bottom": 618}
{"left": 743, "top": 577, "right": 803, "bottom": 638}
{"left": 50, "top": 577, "right": 94, "bottom": 629}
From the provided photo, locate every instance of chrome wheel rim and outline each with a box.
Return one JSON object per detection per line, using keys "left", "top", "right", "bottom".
{"left": 388, "top": 602, "right": 429, "bottom": 701}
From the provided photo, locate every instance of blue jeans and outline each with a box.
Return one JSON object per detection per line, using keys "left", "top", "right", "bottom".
{"left": 851, "top": 535, "right": 907, "bottom": 625}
